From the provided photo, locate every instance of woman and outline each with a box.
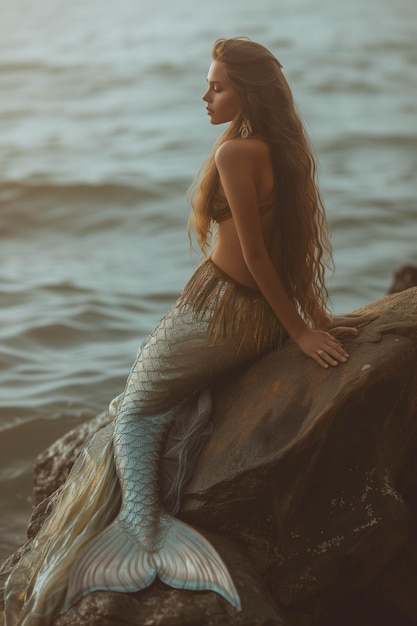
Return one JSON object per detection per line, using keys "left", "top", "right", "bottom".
{"left": 2, "top": 38, "right": 359, "bottom": 625}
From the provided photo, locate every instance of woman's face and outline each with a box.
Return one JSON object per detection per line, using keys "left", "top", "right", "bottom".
{"left": 202, "top": 60, "right": 240, "bottom": 125}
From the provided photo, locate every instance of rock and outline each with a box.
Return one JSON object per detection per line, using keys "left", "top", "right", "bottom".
{"left": 387, "top": 264, "right": 417, "bottom": 295}
{"left": 182, "top": 287, "right": 417, "bottom": 625}
{"left": 2, "top": 287, "right": 417, "bottom": 626}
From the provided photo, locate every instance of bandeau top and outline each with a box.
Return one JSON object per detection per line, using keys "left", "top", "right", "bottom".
{"left": 211, "top": 192, "right": 276, "bottom": 223}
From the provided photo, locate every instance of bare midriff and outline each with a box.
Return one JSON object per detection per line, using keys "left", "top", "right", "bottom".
{"left": 211, "top": 208, "right": 275, "bottom": 290}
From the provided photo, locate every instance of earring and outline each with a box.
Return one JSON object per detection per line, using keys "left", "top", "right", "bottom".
{"left": 239, "top": 116, "right": 252, "bottom": 139}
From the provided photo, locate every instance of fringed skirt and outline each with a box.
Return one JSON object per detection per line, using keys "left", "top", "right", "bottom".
{"left": 2, "top": 258, "right": 285, "bottom": 625}
{"left": 178, "top": 257, "right": 286, "bottom": 354}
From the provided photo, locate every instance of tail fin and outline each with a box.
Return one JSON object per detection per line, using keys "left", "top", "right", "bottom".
{"left": 157, "top": 513, "right": 241, "bottom": 610}
{"left": 61, "top": 516, "right": 241, "bottom": 614}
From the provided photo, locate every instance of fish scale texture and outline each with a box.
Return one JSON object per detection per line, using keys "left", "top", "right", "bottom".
{"left": 114, "top": 411, "right": 170, "bottom": 545}
{"left": 63, "top": 303, "right": 244, "bottom": 612}
{"left": 2, "top": 261, "right": 286, "bottom": 624}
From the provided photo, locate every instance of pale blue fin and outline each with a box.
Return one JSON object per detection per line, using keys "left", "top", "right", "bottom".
{"left": 61, "top": 516, "right": 241, "bottom": 613}
{"left": 157, "top": 514, "right": 241, "bottom": 611}
{"left": 61, "top": 520, "right": 156, "bottom": 613}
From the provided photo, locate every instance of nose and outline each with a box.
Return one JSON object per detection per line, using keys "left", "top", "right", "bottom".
{"left": 202, "top": 89, "right": 210, "bottom": 103}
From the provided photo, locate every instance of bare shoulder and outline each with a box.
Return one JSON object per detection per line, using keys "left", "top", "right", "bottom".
{"left": 215, "top": 138, "right": 269, "bottom": 168}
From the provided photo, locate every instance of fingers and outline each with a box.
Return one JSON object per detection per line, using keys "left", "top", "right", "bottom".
{"left": 297, "top": 329, "right": 350, "bottom": 369}
{"left": 314, "top": 336, "right": 349, "bottom": 369}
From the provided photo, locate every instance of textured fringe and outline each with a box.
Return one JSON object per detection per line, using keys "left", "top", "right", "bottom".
{"left": 2, "top": 424, "right": 121, "bottom": 626}
{"left": 178, "top": 258, "right": 286, "bottom": 355}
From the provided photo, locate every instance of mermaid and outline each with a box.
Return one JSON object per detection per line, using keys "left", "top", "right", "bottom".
{"left": 2, "top": 38, "right": 362, "bottom": 624}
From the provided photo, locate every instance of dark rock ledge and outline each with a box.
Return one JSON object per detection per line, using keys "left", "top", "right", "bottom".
{"left": 2, "top": 286, "right": 417, "bottom": 626}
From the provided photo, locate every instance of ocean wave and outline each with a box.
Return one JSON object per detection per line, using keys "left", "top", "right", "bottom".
{"left": 0, "top": 180, "right": 160, "bottom": 206}
{"left": 0, "top": 180, "right": 168, "bottom": 238}
{"left": 0, "top": 60, "right": 53, "bottom": 74}
{"left": 321, "top": 131, "right": 417, "bottom": 152}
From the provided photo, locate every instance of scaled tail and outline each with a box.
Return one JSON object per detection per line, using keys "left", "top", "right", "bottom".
{"left": 61, "top": 514, "right": 241, "bottom": 614}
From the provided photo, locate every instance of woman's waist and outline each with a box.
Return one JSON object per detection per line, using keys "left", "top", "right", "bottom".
{"left": 177, "top": 257, "right": 264, "bottom": 315}
{"left": 177, "top": 257, "right": 286, "bottom": 352}
{"left": 178, "top": 256, "right": 271, "bottom": 316}
{"left": 210, "top": 251, "right": 260, "bottom": 292}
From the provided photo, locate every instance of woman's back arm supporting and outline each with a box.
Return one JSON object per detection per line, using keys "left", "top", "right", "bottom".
{"left": 214, "top": 139, "right": 349, "bottom": 368}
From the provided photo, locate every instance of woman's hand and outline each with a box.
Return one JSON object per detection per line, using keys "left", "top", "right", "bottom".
{"left": 295, "top": 327, "right": 349, "bottom": 369}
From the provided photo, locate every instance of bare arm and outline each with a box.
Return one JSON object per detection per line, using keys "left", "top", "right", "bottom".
{"left": 215, "top": 140, "right": 349, "bottom": 368}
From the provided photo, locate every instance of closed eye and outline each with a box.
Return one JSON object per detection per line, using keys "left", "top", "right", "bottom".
{"left": 207, "top": 79, "right": 223, "bottom": 93}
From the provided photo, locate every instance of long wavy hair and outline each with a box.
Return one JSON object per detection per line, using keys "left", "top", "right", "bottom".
{"left": 188, "top": 37, "right": 333, "bottom": 327}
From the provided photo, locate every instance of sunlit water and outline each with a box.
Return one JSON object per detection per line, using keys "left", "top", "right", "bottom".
{"left": 0, "top": 0, "right": 416, "bottom": 561}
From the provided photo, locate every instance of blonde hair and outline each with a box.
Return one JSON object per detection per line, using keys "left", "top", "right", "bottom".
{"left": 189, "top": 37, "right": 333, "bottom": 328}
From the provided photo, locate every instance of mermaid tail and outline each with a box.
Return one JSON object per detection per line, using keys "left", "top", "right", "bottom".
{"left": 3, "top": 260, "right": 283, "bottom": 624}
{"left": 62, "top": 306, "right": 242, "bottom": 612}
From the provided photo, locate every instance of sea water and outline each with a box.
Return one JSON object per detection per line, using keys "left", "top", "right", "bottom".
{"left": 0, "top": 0, "right": 416, "bottom": 560}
